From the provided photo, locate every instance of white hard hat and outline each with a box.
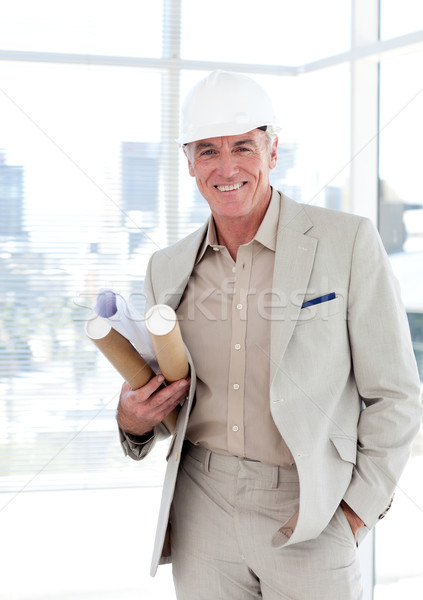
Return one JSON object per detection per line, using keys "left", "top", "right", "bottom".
{"left": 177, "top": 70, "right": 280, "bottom": 145}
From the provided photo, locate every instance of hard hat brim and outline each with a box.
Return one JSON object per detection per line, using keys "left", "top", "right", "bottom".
{"left": 176, "top": 121, "right": 280, "bottom": 145}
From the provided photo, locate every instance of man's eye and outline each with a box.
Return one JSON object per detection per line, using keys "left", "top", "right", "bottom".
{"left": 236, "top": 146, "right": 251, "bottom": 152}
{"left": 201, "top": 149, "right": 215, "bottom": 156}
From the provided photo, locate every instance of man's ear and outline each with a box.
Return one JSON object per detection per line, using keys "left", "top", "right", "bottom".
{"left": 269, "top": 137, "right": 278, "bottom": 170}
{"left": 183, "top": 146, "right": 195, "bottom": 177}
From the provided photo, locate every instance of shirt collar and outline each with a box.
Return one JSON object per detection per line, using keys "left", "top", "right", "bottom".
{"left": 195, "top": 187, "right": 280, "bottom": 264}
{"left": 195, "top": 216, "right": 219, "bottom": 264}
{"left": 253, "top": 187, "right": 279, "bottom": 251}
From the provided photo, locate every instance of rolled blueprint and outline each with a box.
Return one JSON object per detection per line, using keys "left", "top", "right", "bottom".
{"left": 95, "top": 290, "right": 158, "bottom": 373}
{"left": 145, "top": 304, "right": 189, "bottom": 382}
{"left": 85, "top": 312, "right": 178, "bottom": 433}
{"left": 85, "top": 314, "right": 154, "bottom": 389}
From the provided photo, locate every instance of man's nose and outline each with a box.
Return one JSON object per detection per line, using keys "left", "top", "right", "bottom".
{"left": 216, "top": 153, "right": 239, "bottom": 178}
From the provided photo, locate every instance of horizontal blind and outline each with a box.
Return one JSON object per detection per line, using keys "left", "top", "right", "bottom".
{"left": 0, "top": 60, "right": 172, "bottom": 491}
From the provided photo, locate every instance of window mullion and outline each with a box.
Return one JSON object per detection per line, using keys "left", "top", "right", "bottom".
{"left": 161, "top": 0, "right": 182, "bottom": 245}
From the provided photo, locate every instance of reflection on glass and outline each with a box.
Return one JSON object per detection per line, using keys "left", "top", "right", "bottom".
{"left": 375, "top": 50, "right": 423, "bottom": 599}
{"left": 181, "top": 0, "right": 350, "bottom": 66}
{"left": 380, "top": 0, "right": 423, "bottom": 40}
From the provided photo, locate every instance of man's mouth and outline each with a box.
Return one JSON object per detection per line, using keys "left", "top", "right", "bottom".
{"left": 214, "top": 182, "right": 246, "bottom": 192}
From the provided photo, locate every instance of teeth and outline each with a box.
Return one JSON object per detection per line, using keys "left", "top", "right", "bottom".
{"left": 216, "top": 183, "right": 244, "bottom": 192}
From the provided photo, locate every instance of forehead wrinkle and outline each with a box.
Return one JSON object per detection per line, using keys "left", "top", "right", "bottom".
{"left": 233, "top": 138, "right": 256, "bottom": 147}
{"left": 193, "top": 137, "right": 259, "bottom": 153}
{"left": 193, "top": 141, "right": 216, "bottom": 153}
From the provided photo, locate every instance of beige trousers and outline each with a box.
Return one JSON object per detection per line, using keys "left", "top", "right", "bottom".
{"left": 170, "top": 442, "right": 363, "bottom": 600}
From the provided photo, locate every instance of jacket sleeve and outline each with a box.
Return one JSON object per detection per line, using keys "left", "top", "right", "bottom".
{"left": 119, "top": 422, "right": 171, "bottom": 460}
{"left": 343, "top": 218, "right": 422, "bottom": 528}
{"left": 117, "top": 252, "right": 173, "bottom": 461}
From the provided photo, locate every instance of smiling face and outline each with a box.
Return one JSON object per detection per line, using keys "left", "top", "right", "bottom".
{"left": 185, "top": 129, "right": 278, "bottom": 224}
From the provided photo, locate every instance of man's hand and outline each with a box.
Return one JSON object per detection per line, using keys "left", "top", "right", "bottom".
{"left": 340, "top": 500, "right": 365, "bottom": 540}
{"left": 117, "top": 374, "right": 190, "bottom": 437}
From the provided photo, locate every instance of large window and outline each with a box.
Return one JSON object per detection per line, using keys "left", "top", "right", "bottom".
{"left": 0, "top": 1, "right": 422, "bottom": 598}
{"left": 375, "top": 48, "right": 423, "bottom": 599}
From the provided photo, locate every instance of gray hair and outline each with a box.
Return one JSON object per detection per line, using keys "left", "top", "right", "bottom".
{"left": 264, "top": 125, "right": 279, "bottom": 153}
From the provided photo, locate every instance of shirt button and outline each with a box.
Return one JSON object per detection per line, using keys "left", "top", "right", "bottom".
{"left": 236, "top": 303, "right": 243, "bottom": 310}
{"left": 234, "top": 343, "right": 241, "bottom": 350}
{"left": 232, "top": 425, "right": 239, "bottom": 432}
{"left": 233, "top": 383, "right": 240, "bottom": 390}
{"left": 232, "top": 266, "right": 236, "bottom": 273}
{"left": 213, "top": 247, "right": 219, "bottom": 252}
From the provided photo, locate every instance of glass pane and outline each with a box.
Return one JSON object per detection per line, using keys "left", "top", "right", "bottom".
{"left": 0, "top": 0, "right": 163, "bottom": 57}
{"left": 380, "top": 0, "right": 423, "bottom": 40}
{"left": 0, "top": 61, "right": 168, "bottom": 492}
{"left": 375, "top": 50, "right": 423, "bottom": 599}
{"left": 181, "top": 0, "right": 351, "bottom": 66}
{"left": 282, "top": 65, "right": 351, "bottom": 210}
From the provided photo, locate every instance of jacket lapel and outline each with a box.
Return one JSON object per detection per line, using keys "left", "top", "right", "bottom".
{"left": 155, "top": 221, "right": 209, "bottom": 311}
{"left": 270, "top": 195, "right": 318, "bottom": 384}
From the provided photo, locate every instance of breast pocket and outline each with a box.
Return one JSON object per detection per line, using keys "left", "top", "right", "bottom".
{"left": 295, "top": 295, "right": 341, "bottom": 326}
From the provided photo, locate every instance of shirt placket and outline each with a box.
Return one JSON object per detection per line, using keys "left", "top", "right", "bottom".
{"left": 227, "top": 245, "right": 253, "bottom": 457}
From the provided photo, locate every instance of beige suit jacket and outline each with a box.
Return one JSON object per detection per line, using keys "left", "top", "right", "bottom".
{"left": 120, "top": 191, "right": 422, "bottom": 576}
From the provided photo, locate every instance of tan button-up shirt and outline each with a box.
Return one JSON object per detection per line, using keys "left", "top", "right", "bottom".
{"left": 177, "top": 190, "right": 294, "bottom": 467}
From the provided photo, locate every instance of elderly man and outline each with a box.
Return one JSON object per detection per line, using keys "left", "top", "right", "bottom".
{"left": 117, "top": 71, "right": 422, "bottom": 599}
